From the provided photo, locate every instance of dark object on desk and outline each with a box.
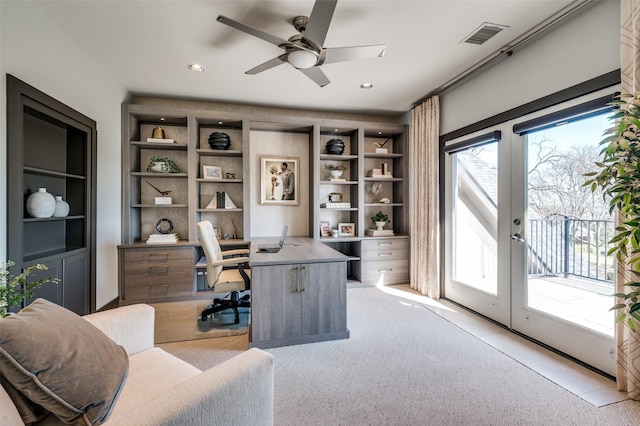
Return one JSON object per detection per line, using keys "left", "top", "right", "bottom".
{"left": 258, "top": 225, "right": 288, "bottom": 253}
{"left": 198, "top": 221, "right": 250, "bottom": 324}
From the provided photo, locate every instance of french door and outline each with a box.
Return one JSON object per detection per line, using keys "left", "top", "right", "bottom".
{"left": 444, "top": 89, "right": 617, "bottom": 376}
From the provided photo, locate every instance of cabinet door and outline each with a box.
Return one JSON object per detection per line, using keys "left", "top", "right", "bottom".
{"left": 26, "top": 259, "right": 63, "bottom": 308}
{"left": 62, "top": 252, "right": 90, "bottom": 315}
{"left": 250, "top": 264, "right": 303, "bottom": 343}
{"left": 301, "top": 262, "right": 347, "bottom": 337}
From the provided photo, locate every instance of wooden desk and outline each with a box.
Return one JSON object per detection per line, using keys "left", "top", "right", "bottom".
{"left": 249, "top": 237, "right": 350, "bottom": 349}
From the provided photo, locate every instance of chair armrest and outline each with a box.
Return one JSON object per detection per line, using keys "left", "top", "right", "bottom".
{"left": 83, "top": 304, "right": 154, "bottom": 356}
{"left": 105, "top": 348, "right": 274, "bottom": 426}
{"left": 210, "top": 256, "right": 250, "bottom": 267}
{"left": 222, "top": 248, "right": 250, "bottom": 257}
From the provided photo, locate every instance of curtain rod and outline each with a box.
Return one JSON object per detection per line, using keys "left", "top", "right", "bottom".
{"left": 412, "top": 0, "right": 595, "bottom": 108}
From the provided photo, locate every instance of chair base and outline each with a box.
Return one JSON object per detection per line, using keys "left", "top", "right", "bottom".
{"left": 201, "top": 291, "right": 250, "bottom": 324}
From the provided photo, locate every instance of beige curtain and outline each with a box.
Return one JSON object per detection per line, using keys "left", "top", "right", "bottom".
{"left": 409, "top": 96, "right": 440, "bottom": 298}
{"left": 618, "top": 0, "right": 640, "bottom": 401}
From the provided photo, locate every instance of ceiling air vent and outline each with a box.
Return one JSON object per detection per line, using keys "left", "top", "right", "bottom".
{"left": 462, "top": 22, "right": 509, "bottom": 45}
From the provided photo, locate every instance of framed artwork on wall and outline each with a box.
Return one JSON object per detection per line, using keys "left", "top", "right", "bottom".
{"left": 261, "top": 156, "right": 299, "bottom": 205}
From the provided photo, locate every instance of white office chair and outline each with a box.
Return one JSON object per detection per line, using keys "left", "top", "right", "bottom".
{"left": 198, "top": 220, "right": 250, "bottom": 323}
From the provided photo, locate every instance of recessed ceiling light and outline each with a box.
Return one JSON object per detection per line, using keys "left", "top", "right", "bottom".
{"left": 188, "top": 64, "right": 205, "bottom": 72}
{"left": 218, "top": 121, "right": 223, "bottom": 125}
{"left": 160, "top": 117, "right": 165, "bottom": 121}
{"left": 361, "top": 83, "right": 373, "bottom": 89}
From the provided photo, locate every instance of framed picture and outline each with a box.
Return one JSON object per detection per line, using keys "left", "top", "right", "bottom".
{"left": 338, "top": 222, "right": 355, "bottom": 237}
{"left": 203, "top": 165, "right": 222, "bottom": 180}
{"left": 261, "top": 156, "right": 299, "bottom": 205}
{"left": 213, "top": 225, "right": 222, "bottom": 239}
{"left": 319, "top": 220, "right": 331, "bottom": 237}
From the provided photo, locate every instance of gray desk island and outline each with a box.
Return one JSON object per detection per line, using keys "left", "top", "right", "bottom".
{"left": 249, "top": 237, "right": 350, "bottom": 349}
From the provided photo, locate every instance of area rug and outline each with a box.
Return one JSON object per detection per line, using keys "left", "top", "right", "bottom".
{"left": 151, "top": 299, "right": 249, "bottom": 344}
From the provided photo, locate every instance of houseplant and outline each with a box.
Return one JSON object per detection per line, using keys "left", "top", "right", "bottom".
{"left": 325, "top": 163, "right": 347, "bottom": 179}
{"left": 584, "top": 93, "right": 640, "bottom": 332}
{"left": 146, "top": 155, "right": 181, "bottom": 173}
{"left": 371, "top": 211, "right": 390, "bottom": 231}
{"left": 0, "top": 261, "right": 60, "bottom": 317}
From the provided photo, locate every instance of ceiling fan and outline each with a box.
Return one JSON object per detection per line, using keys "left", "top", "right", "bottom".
{"left": 217, "top": 0, "right": 386, "bottom": 87}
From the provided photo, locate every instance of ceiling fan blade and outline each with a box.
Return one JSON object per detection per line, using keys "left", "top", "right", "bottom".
{"left": 322, "top": 44, "right": 386, "bottom": 65}
{"left": 303, "top": 0, "right": 337, "bottom": 49}
{"left": 299, "top": 67, "right": 331, "bottom": 87}
{"left": 246, "top": 55, "right": 288, "bottom": 75}
{"left": 217, "top": 15, "right": 291, "bottom": 48}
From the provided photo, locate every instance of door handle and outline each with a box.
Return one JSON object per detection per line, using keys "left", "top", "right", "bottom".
{"left": 511, "top": 233, "right": 525, "bottom": 243}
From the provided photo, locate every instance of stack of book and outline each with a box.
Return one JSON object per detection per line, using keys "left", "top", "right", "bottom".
{"left": 146, "top": 137, "right": 175, "bottom": 144}
{"left": 366, "top": 229, "right": 394, "bottom": 236}
{"left": 146, "top": 233, "right": 179, "bottom": 244}
{"left": 206, "top": 192, "right": 237, "bottom": 209}
{"left": 367, "top": 163, "right": 393, "bottom": 178}
{"left": 320, "top": 202, "right": 351, "bottom": 208}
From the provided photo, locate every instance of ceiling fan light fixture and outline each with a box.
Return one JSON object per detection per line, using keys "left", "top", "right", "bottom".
{"left": 288, "top": 50, "right": 318, "bottom": 69}
{"left": 187, "top": 64, "right": 205, "bottom": 72}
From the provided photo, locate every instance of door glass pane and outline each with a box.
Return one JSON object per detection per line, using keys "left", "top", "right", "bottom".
{"left": 525, "top": 113, "right": 615, "bottom": 336}
{"left": 452, "top": 142, "right": 498, "bottom": 295}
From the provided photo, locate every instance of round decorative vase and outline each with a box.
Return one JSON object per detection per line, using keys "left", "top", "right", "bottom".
{"left": 26, "top": 188, "right": 55, "bottom": 218}
{"left": 53, "top": 196, "right": 70, "bottom": 217}
{"left": 375, "top": 221, "right": 386, "bottom": 231}
{"left": 329, "top": 170, "right": 343, "bottom": 179}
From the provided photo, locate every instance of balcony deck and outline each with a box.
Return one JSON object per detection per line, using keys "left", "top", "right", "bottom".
{"left": 528, "top": 275, "right": 614, "bottom": 337}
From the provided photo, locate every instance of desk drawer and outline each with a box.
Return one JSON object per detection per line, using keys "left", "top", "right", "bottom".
{"left": 123, "top": 260, "right": 192, "bottom": 276}
{"left": 120, "top": 246, "right": 195, "bottom": 302}
{"left": 361, "top": 238, "right": 409, "bottom": 252}
{"left": 361, "top": 248, "right": 408, "bottom": 261}
{"left": 123, "top": 247, "right": 193, "bottom": 262}
{"left": 360, "top": 259, "right": 409, "bottom": 285}
{"left": 361, "top": 238, "right": 408, "bottom": 261}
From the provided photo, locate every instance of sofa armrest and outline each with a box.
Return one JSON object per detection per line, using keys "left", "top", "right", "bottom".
{"left": 106, "top": 348, "right": 274, "bottom": 426}
{"left": 83, "top": 304, "right": 154, "bottom": 356}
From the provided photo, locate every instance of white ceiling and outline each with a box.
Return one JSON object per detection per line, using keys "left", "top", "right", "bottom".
{"left": 35, "top": 0, "right": 579, "bottom": 115}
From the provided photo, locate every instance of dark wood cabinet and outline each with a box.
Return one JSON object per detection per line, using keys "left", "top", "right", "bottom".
{"left": 7, "top": 75, "right": 96, "bottom": 314}
{"left": 118, "top": 244, "right": 196, "bottom": 303}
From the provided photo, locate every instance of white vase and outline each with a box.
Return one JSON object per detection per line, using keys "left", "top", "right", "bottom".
{"left": 329, "top": 170, "right": 343, "bottom": 179}
{"left": 375, "top": 221, "right": 386, "bottom": 231}
{"left": 26, "top": 188, "right": 56, "bottom": 218}
{"left": 53, "top": 196, "right": 70, "bottom": 217}
{"left": 150, "top": 162, "right": 167, "bottom": 173}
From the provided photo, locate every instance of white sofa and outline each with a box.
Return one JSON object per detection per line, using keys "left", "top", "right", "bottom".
{"left": 0, "top": 304, "right": 274, "bottom": 425}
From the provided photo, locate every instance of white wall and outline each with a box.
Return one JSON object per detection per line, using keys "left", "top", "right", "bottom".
{"left": 0, "top": 1, "right": 126, "bottom": 309}
{"left": 440, "top": 0, "right": 620, "bottom": 134}
{"left": 249, "top": 131, "right": 310, "bottom": 237}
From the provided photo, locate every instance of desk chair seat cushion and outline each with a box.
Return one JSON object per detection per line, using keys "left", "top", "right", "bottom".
{"left": 215, "top": 269, "right": 251, "bottom": 293}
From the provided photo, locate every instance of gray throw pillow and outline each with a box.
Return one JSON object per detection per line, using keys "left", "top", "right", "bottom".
{"left": 0, "top": 298, "right": 129, "bottom": 425}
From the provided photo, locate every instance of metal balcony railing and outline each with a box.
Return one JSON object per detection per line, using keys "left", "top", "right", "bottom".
{"left": 527, "top": 217, "right": 614, "bottom": 284}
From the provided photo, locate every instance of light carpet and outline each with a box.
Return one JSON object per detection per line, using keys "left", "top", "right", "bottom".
{"left": 152, "top": 299, "right": 248, "bottom": 344}
{"left": 159, "top": 286, "right": 640, "bottom": 425}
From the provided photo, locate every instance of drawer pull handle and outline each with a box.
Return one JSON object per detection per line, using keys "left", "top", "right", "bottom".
{"left": 148, "top": 265, "right": 170, "bottom": 273}
{"left": 378, "top": 243, "right": 392, "bottom": 247}
{"left": 378, "top": 268, "right": 393, "bottom": 272}
{"left": 149, "top": 253, "right": 170, "bottom": 260}
{"left": 378, "top": 252, "right": 393, "bottom": 257}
